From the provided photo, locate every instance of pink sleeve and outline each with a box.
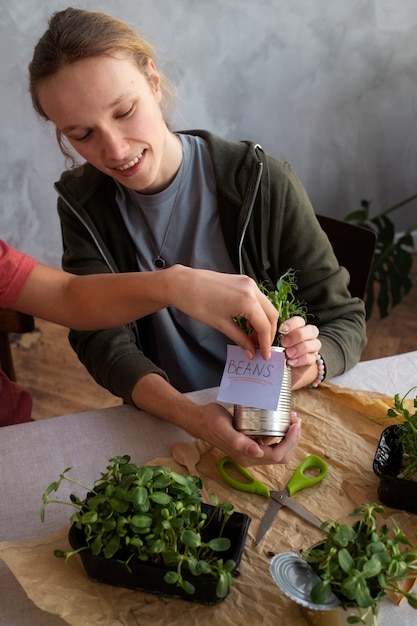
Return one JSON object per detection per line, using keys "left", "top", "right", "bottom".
{"left": 0, "top": 239, "right": 37, "bottom": 307}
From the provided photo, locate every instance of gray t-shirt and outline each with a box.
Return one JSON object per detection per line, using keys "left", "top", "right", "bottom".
{"left": 116, "top": 134, "right": 237, "bottom": 392}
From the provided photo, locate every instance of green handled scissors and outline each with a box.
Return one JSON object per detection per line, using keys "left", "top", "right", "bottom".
{"left": 218, "top": 454, "right": 328, "bottom": 543}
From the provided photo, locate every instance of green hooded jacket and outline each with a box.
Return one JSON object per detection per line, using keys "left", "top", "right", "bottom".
{"left": 55, "top": 130, "right": 366, "bottom": 404}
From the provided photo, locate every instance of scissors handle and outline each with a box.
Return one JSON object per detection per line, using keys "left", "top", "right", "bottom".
{"left": 286, "top": 454, "right": 328, "bottom": 496}
{"left": 218, "top": 456, "right": 270, "bottom": 498}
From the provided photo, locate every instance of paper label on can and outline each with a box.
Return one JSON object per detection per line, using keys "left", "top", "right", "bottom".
{"left": 217, "top": 345, "right": 285, "bottom": 410}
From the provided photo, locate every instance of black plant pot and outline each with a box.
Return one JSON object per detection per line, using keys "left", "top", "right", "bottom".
{"left": 373, "top": 424, "right": 417, "bottom": 514}
{"left": 69, "top": 503, "right": 251, "bottom": 605}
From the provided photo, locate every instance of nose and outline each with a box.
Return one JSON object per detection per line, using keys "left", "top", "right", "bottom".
{"left": 100, "top": 128, "right": 129, "bottom": 162}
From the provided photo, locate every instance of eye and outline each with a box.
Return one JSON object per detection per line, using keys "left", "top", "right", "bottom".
{"left": 72, "top": 130, "right": 92, "bottom": 142}
{"left": 116, "top": 104, "right": 135, "bottom": 119}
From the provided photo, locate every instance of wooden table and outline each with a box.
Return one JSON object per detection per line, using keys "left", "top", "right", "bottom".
{"left": 1, "top": 351, "right": 416, "bottom": 625}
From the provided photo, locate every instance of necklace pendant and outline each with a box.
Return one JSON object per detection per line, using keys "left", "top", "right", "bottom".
{"left": 154, "top": 256, "right": 166, "bottom": 270}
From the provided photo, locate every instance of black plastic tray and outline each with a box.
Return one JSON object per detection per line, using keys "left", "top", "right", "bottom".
{"left": 373, "top": 424, "right": 417, "bottom": 514}
{"left": 69, "top": 503, "right": 251, "bottom": 605}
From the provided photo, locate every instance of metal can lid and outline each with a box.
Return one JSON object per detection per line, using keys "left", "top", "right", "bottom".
{"left": 269, "top": 551, "right": 341, "bottom": 610}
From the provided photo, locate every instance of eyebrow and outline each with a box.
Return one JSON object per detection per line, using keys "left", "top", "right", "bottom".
{"left": 61, "top": 93, "right": 133, "bottom": 134}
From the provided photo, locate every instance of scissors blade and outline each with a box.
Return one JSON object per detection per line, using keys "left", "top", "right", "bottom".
{"left": 255, "top": 498, "right": 283, "bottom": 544}
{"left": 274, "top": 490, "right": 327, "bottom": 531}
{"left": 255, "top": 490, "right": 327, "bottom": 544}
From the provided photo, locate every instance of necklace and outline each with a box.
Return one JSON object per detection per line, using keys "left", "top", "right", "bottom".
{"left": 139, "top": 144, "right": 184, "bottom": 270}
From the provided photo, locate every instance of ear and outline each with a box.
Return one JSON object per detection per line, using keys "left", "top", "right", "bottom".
{"left": 146, "top": 59, "right": 162, "bottom": 102}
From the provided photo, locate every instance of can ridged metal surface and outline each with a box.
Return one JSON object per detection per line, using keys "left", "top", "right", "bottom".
{"left": 233, "top": 346, "right": 292, "bottom": 437}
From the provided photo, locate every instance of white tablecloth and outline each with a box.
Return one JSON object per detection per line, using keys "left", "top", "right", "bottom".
{"left": 331, "top": 351, "right": 417, "bottom": 398}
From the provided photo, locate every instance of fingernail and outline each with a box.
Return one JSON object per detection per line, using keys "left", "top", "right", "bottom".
{"left": 245, "top": 349, "right": 254, "bottom": 359}
{"left": 279, "top": 324, "right": 289, "bottom": 334}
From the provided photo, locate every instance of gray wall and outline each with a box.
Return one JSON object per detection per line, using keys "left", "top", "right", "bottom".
{"left": 2, "top": 0, "right": 417, "bottom": 267}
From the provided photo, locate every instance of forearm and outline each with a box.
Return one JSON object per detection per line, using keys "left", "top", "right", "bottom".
{"left": 12, "top": 263, "right": 180, "bottom": 329}
{"left": 12, "top": 263, "right": 277, "bottom": 359}
{"left": 130, "top": 373, "right": 208, "bottom": 437}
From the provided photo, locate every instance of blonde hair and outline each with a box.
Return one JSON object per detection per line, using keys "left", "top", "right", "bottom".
{"left": 29, "top": 7, "right": 175, "bottom": 162}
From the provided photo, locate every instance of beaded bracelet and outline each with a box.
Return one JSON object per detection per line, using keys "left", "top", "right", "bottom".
{"left": 308, "top": 353, "right": 325, "bottom": 388}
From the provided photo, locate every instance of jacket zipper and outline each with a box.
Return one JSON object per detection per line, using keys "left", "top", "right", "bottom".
{"left": 237, "top": 153, "right": 264, "bottom": 274}
{"left": 55, "top": 187, "right": 118, "bottom": 274}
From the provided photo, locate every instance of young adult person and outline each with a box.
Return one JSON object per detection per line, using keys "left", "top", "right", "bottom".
{"left": 28, "top": 8, "right": 366, "bottom": 465}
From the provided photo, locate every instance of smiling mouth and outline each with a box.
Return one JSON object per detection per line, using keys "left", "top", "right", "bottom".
{"left": 115, "top": 150, "right": 144, "bottom": 171}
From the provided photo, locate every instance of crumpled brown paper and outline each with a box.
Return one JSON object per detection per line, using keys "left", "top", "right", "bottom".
{"left": 1, "top": 383, "right": 416, "bottom": 626}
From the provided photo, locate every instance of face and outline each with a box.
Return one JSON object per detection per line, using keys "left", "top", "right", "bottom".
{"left": 37, "top": 54, "right": 178, "bottom": 193}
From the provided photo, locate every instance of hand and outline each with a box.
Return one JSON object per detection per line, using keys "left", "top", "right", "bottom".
{"left": 278, "top": 316, "right": 322, "bottom": 389}
{"left": 193, "top": 403, "right": 301, "bottom": 467}
{"left": 132, "top": 374, "right": 301, "bottom": 467}
{"left": 167, "top": 267, "right": 278, "bottom": 360}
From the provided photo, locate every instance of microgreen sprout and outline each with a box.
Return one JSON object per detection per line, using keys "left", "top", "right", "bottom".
{"left": 235, "top": 268, "right": 307, "bottom": 344}
{"left": 41, "top": 455, "right": 238, "bottom": 598}
{"left": 301, "top": 503, "right": 417, "bottom": 625}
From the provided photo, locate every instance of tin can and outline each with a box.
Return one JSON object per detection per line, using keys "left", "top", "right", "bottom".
{"left": 233, "top": 347, "right": 292, "bottom": 437}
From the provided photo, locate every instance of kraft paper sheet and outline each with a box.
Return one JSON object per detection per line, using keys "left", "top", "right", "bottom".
{"left": 1, "top": 383, "right": 416, "bottom": 626}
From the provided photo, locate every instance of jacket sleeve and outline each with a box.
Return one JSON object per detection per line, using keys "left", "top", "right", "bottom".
{"left": 57, "top": 191, "right": 169, "bottom": 405}
{"left": 248, "top": 157, "right": 367, "bottom": 379}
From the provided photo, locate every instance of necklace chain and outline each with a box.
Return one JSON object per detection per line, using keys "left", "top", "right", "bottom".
{"left": 139, "top": 144, "right": 184, "bottom": 270}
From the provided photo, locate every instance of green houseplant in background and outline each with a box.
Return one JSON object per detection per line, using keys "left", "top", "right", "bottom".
{"left": 41, "top": 455, "right": 250, "bottom": 604}
{"left": 300, "top": 503, "right": 417, "bottom": 625}
{"left": 344, "top": 194, "right": 417, "bottom": 319}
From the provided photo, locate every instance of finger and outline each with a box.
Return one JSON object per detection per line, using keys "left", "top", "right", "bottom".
{"left": 280, "top": 323, "right": 319, "bottom": 348}
{"left": 218, "top": 321, "right": 258, "bottom": 358}
{"left": 279, "top": 315, "right": 306, "bottom": 335}
{"left": 254, "top": 294, "right": 278, "bottom": 357}
{"left": 286, "top": 339, "right": 322, "bottom": 366}
{"left": 258, "top": 412, "right": 301, "bottom": 463}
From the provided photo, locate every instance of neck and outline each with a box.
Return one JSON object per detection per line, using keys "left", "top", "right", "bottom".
{"left": 160, "top": 132, "right": 183, "bottom": 190}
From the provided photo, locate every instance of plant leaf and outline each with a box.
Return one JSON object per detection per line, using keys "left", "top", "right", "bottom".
{"left": 338, "top": 548, "right": 355, "bottom": 573}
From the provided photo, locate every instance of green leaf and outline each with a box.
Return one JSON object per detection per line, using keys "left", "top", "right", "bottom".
{"left": 188, "top": 557, "right": 199, "bottom": 575}
{"left": 148, "top": 539, "right": 165, "bottom": 553}
{"left": 149, "top": 491, "right": 171, "bottom": 505}
{"left": 207, "top": 537, "right": 230, "bottom": 552}
{"left": 53, "top": 549, "right": 67, "bottom": 558}
{"left": 103, "top": 534, "right": 120, "bottom": 559}
{"left": 163, "top": 550, "right": 182, "bottom": 565}
{"left": 180, "top": 530, "right": 201, "bottom": 548}
{"left": 129, "top": 486, "right": 148, "bottom": 507}
{"left": 338, "top": 548, "right": 355, "bottom": 573}
{"left": 223, "top": 559, "right": 236, "bottom": 573}
{"left": 129, "top": 537, "right": 143, "bottom": 549}
{"left": 164, "top": 570, "right": 178, "bottom": 584}
{"left": 197, "top": 560, "right": 211, "bottom": 574}
{"left": 216, "top": 572, "right": 231, "bottom": 598}
{"left": 310, "top": 580, "right": 331, "bottom": 604}
{"left": 135, "top": 466, "right": 154, "bottom": 485}
{"left": 341, "top": 574, "right": 361, "bottom": 600}
{"left": 91, "top": 534, "right": 103, "bottom": 556}
{"left": 362, "top": 555, "right": 382, "bottom": 578}
{"left": 406, "top": 593, "right": 417, "bottom": 609}
{"left": 181, "top": 578, "right": 196, "bottom": 595}
{"left": 355, "top": 584, "right": 374, "bottom": 608}
{"left": 80, "top": 510, "right": 98, "bottom": 525}
{"left": 110, "top": 498, "right": 129, "bottom": 513}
